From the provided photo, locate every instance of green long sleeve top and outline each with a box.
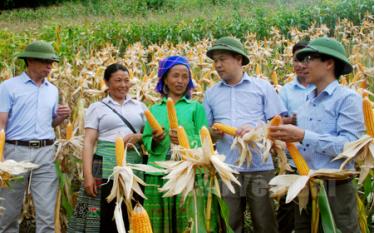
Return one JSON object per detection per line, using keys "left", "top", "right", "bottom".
{"left": 142, "top": 96, "right": 208, "bottom": 173}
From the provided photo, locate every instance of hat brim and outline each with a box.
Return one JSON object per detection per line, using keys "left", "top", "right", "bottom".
{"left": 206, "top": 46, "right": 250, "bottom": 66}
{"left": 17, "top": 51, "right": 60, "bottom": 62}
{"left": 296, "top": 46, "right": 352, "bottom": 75}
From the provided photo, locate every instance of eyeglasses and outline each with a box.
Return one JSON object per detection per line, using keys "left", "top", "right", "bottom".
{"left": 299, "top": 54, "right": 321, "bottom": 64}
{"left": 33, "top": 58, "right": 54, "bottom": 64}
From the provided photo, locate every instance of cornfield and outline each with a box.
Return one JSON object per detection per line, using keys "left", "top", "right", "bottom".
{"left": 0, "top": 15, "right": 373, "bottom": 233}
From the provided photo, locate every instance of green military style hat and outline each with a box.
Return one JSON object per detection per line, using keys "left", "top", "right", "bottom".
{"left": 296, "top": 37, "right": 353, "bottom": 75}
{"left": 17, "top": 40, "right": 59, "bottom": 62}
{"left": 207, "top": 36, "right": 250, "bottom": 66}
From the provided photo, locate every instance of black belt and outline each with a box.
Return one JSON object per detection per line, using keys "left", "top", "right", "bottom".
{"left": 6, "top": 139, "right": 55, "bottom": 148}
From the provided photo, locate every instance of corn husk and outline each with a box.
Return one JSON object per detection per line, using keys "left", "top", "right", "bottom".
{"left": 332, "top": 135, "right": 373, "bottom": 183}
{"left": 269, "top": 169, "right": 357, "bottom": 211}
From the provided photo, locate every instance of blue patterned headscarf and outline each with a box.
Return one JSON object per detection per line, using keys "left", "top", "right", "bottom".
{"left": 155, "top": 56, "right": 195, "bottom": 98}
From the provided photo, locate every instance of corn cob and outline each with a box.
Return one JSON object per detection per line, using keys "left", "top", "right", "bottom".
{"left": 115, "top": 136, "right": 125, "bottom": 166}
{"left": 255, "top": 63, "right": 261, "bottom": 76}
{"left": 212, "top": 123, "right": 237, "bottom": 137}
{"left": 177, "top": 126, "right": 190, "bottom": 149}
{"left": 286, "top": 143, "right": 310, "bottom": 176}
{"left": 363, "top": 92, "right": 374, "bottom": 137}
{"left": 66, "top": 121, "right": 73, "bottom": 140}
{"left": 271, "top": 70, "right": 278, "bottom": 86}
{"left": 131, "top": 203, "right": 153, "bottom": 233}
{"left": 200, "top": 126, "right": 214, "bottom": 154}
{"left": 144, "top": 110, "right": 163, "bottom": 134}
{"left": 167, "top": 98, "right": 178, "bottom": 129}
{"left": 0, "top": 129, "right": 5, "bottom": 161}
{"left": 270, "top": 115, "right": 282, "bottom": 126}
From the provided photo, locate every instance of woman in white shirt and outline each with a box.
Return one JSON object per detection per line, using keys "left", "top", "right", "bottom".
{"left": 68, "top": 63, "right": 147, "bottom": 233}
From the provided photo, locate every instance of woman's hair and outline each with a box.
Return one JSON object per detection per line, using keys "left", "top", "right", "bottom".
{"left": 104, "top": 63, "right": 129, "bottom": 81}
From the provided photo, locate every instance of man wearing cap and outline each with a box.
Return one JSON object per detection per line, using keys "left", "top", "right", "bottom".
{"left": 203, "top": 36, "right": 286, "bottom": 233}
{"left": 277, "top": 41, "right": 315, "bottom": 233}
{"left": 0, "top": 41, "right": 71, "bottom": 232}
{"left": 269, "top": 37, "right": 363, "bottom": 233}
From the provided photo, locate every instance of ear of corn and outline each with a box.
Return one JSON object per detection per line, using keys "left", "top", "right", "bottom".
{"left": 200, "top": 126, "right": 214, "bottom": 154}
{"left": 212, "top": 123, "right": 237, "bottom": 137}
{"left": 131, "top": 203, "right": 153, "bottom": 233}
{"left": 0, "top": 129, "right": 5, "bottom": 161}
{"left": 177, "top": 126, "right": 190, "bottom": 149}
{"left": 362, "top": 93, "right": 374, "bottom": 137}
{"left": 286, "top": 143, "right": 310, "bottom": 176}
{"left": 270, "top": 115, "right": 282, "bottom": 126}
{"left": 66, "top": 122, "right": 73, "bottom": 140}
{"left": 256, "top": 63, "right": 262, "bottom": 76}
{"left": 144, "top": 110, "right": 163, "bottom": 134}
{"left": 271, "top": 70, "right": 278, "bottom": 86}
{"left": 115, "top": 136, "right": 125, "bottom": 166}
{"left": 167, "top": 98, "right": 178, "bottom": 129}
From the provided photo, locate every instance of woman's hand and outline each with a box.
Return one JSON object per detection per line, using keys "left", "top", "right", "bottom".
{"left": 123, "top": 133, "right": 142, "bottom": 146}
{"left": 84, "top": 174, "right": 97, "bottom": 197}
{"left": 169, "top": 128, "right": 179, "bottom": 145}
{"left": 152, "top": 129, "right": 165, "bottom": 144}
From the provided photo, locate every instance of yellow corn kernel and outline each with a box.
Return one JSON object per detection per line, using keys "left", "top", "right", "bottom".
{"left": 131, "top": 203, "right": 153, "bottom": 233}
{"left": 271, "top": 70, "right": 278, "bottom": 86}
{"left": 177, "top": 126, "right": 190, "bottom": 149}
{"left": 0, "top": 129, "right": 4, "bottom": 161}
{"left": 144, "top": 110, "right": 163, "bottom": 134}
{"left": 255, "top": 63, "right": 261, "bottom": 76}
{"left": 363, "top": 93, "right": 374, "bottom": 137}
{"left": 66, "top": 122, "right": 73, "bottom": 140}
{"left": 286, "top": 143, "right": 310, "bottom": 176}
{"left": 115, "top": 136, "right": 125, "bottom": 166}
{"left": 212, "top": 123, "right": 237, "bottom": 137}
{"left": 200, "top": 126, "right": 214, "bottom": 154}
{"left": 167, "top": 98, "right": 178, "bottom": 129}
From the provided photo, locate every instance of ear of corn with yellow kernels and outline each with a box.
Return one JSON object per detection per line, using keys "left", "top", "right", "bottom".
{"left": 200, "top": 126, "right": 214, "bottom": 154}
{"left": 131, "top": 203, "right": 153, "bottom": 233}
{"left": 0, "top": 129, "right": 5, "bottom": 161}
{"left": 362, "top": 93, "right": 374, "bottom": 137}
{"left": 115, "top": 136, "right": 125, "bottom": 166}
{"left": 144, "top": 110, "right": 163, "bottom": 135}
{"left": 66, "top": 122, "right": 73, "bottom": 140}
{"left": 177, "top": 126, "right": 190, "bottom": 149}
{"left": 167, "top": 98, "right": 178, "bottom": 129}
{"left": 286, "top": 143, "right": 310, "bottom": 176}
{"left": 212, "top": 123, "right": 237, "bottom": 137}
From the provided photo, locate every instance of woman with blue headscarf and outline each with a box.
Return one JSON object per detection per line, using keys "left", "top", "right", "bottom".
{"left": 142, "top": 56, "right": 216, "bottom": 232}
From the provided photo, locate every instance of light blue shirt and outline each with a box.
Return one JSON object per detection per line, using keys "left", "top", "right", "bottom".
{"left": 203, "top": 73, "right": 287, "bottom": 172}
{"left": 297, "top": 80, "right": 364, "bottom": 170}
{"left": 0, "top": 72, "right": 58, "bottom": 140}
{"left": 279, "top": 77, "right": 315, "bottom": 115}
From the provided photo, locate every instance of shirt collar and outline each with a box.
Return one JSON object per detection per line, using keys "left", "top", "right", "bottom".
{"left": 220, "top": 72, "right": 251, "bottom": 87}
{"left": 161, "top": 96, "right": 191, "bottom": 104}
{"left": 104, "top": 95, "right": 135, "bottom": 106}
{"left": 307, "top": 80, "right": 339, "bottom": 100}
{"left": 21, "top": 72, "right": 49, "bottom": 86}
{"left": 292, "top": 77, "right": 313, "bottom": 90}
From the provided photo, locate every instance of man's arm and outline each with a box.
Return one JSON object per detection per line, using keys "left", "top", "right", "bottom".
{"left": 0, "top": 112, "right": 8, "bottom": 130}
{"left": 52, "top": 105, "right": 71, "bottom": 127}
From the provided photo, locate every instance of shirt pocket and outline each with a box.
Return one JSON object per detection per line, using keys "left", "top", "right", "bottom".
{"left": 316, "top": 102, "right": 337, "bottom": 134}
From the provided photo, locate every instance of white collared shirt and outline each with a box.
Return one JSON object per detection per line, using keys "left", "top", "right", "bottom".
{"left": 85, "top": 95, "right": 147, "bottom": 142}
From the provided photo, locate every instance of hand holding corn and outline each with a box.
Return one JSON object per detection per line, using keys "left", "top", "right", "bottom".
{"left": 169, "top": 128, "right": 179, "bottom": 145}
{"left": 268, "top": 124, "right": 305, "bottom": 142}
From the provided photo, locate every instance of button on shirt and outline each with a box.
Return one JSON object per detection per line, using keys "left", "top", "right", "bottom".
{"left": 85, "top": 95, "right": 147, "bottom": 142}
{"left": 0, "top": 72, "right": 58, "bottom": 140}
{"left": 203, "top": 73, "right": 287, "bottom": 172}
{"left": 279, "top": 77, "right": 315, "bottom": 115}
{"left": 297, "top": 80, "right": 364, "bottom": 170}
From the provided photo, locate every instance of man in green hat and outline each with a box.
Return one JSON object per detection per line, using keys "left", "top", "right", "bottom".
{"left": 0, "top": 40, "right": 71, "bottom": 233}
{"left": 269, "top": 37, "right": 363, "bottom": 233}
{"left": 204, "top": 36, "right": 285, "bottom": 233}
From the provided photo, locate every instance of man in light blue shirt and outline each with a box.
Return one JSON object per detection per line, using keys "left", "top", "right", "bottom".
{"left": 279, "top": 41, "right": 315, "bottom": 119}
{"left": 204, "top": 36, "right": 286, "bottom": 233}
{"left": 277, "top": 41, "right": 315, "bottom": 233}
{"left": 269, "top": 37, "right": 363, "bottom": 233}
{"left": 0, "top": 41, "right": 71, "bottom": 233}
